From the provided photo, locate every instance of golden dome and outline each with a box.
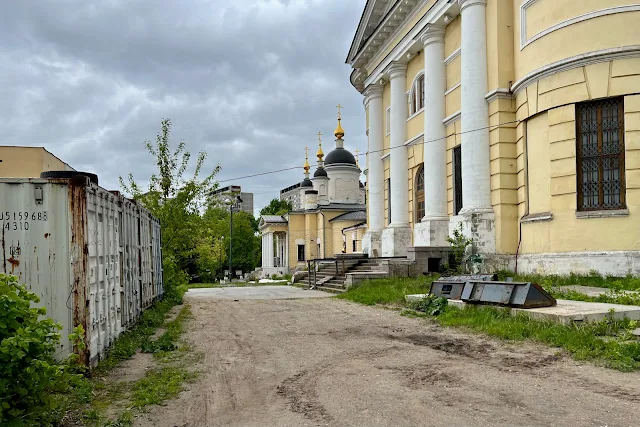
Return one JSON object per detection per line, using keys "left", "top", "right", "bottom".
{"left": 316, "top": 131, "right": 324, "bottom": 160}
{"left": 334, "top": 119, "right": 345, "bottom": 139}
{"left": 303, "top": 146, "right": 310, "bottom": 172}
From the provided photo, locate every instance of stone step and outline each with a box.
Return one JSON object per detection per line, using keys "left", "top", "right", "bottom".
{"left": 315, "top": 285, "right": 345, "bottom": 294}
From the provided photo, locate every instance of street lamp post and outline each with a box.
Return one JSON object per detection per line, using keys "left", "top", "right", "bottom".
{"left": 225, "top": 194, "right": 243, "bottom": 281}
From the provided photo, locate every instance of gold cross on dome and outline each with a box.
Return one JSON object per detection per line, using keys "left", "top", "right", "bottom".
{"left": 355, "top": 149, "right": 360, "bottom": 165}
{"left": 305, "top": 146, "right": 309, "bottom": 158}
{"left": 317, "top": 131, "right": 323, "bottom": 142}
{"left": 336, "top": 104, "right": 343, "bottom": 119}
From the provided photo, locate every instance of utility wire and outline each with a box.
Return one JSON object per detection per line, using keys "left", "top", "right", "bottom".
{"left": 214, "top": 118, "right": 521, "bottom": 183}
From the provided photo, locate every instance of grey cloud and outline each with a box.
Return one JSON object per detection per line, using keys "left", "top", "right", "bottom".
{"left": 1, "top": 0, "right": 367, "bottom": 214}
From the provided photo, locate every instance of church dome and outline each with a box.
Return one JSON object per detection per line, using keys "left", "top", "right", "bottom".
{"left": 314, "top": 167, "right": 328, "bottom": 177}
{"left": 300, "top": 177, "right": 314, "bottom": 187}
{"left": 324, "top": 147, "right": 356, "bottom": 165}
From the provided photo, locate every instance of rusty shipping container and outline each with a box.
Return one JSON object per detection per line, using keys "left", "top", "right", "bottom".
{"left": 0, "top": 176, "right": 163, "bottom": 366}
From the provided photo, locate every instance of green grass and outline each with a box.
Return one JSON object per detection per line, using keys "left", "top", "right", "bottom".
{"left": 342, "top": 278, "right": 640, "bottom": 371}
{"left": 496, "top": 270, "right": 640, "bottom": 291}
{"left": 131, "top": 367, "right": 198, "bottom": 408}
{"left": 337, "top": 277, "right": 434, "bottom": 306}
{"left": 433, "top": 305, "right": 640, "bottom": 371}
{"left": 188, "top": 281, "right": 289, "bottom": 289}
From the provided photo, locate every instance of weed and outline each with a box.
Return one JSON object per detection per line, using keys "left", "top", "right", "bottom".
{"left": 446, "top": 223, "right": 474, "bottom": 274}
{"left": 337, "top": 277, "right": 433, "bottom": 306}
{"left": 407, "top": 294, "right": 448, "bottom": 315}
{"left": 131, "top": 367, "right": 198, "bottom": 408}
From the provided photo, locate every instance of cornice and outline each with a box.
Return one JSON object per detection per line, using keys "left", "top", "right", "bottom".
{"left": 485, "top": 88, "right": 514, "bottom": 103}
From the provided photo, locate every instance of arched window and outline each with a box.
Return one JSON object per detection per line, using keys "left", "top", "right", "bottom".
{"left": 409, "top": 73, "right": 425, "bottom": 115}
{"left": 415, "top": 165, "right": 425, "bottom": 222}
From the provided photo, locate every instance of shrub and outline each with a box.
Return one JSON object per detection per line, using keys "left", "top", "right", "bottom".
{"left": 407, "top": 294, "right": 448, "bottom": 316}
{"left": 0, "top": 274, "right": 86, "bottom": 426}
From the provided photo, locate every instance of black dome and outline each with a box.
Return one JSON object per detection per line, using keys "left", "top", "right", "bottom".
{"left": 324, "top": 147, "right": 356, "bottom": 165}
{"left": 300, "top": 177, "right": 314, "bottom": 187}
{"left": 313, "top": 167, "right": 328, "bottom": 177}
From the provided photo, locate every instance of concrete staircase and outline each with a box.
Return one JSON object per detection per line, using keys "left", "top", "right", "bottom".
{"left": 298, "top": 258, "right": 381, "bottom": 293}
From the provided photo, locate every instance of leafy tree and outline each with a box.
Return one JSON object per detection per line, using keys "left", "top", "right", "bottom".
{"left": 203, "top": 207, "right": 261, "bottom": 276}
{"left": 120, "top": 118, "right": 220, "bottom": 299}
{"left": 260, "top": 198, "right": 292, "bottom": 216}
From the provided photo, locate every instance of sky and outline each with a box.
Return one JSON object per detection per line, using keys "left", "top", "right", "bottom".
{"left": 1, "top": 0, "right": 367, "bottom": 216}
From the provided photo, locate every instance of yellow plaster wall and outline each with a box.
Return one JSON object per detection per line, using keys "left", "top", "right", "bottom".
{"left": 383, "top": 83, "right": 391, "bottom": 154}
{"left": 445, "top": 86, "right": 461, "bottom": 118}
{"left": 0, "top": 147, "right": 75, "bottom": 178}
{"left": 406, "top": 53, "right": 424, "bottom": 93}
{"left": 384, "top": 157, "right": 391, "bottom": 225}
{"left": 287, "top": 214, "right": 306, "bottom": 266}
{"left": 489, "top": 97, "right": 519, "bottom": 254}
{"left": 407, "top": 113, "right": 424, "bottom": 141}
{"left": 446, "top": 55, "right": 461, "bottom": 89}
{"left": 444, "top": 15, "right": 461, "bottom": 59}
{"left": 344, "top": 227, "right": 366, "bottom": 253}
{"left": 487, "top": 0, "right": 515, "bottom": 91}
{"left": 514, "top": 0, "right": 640, "bottom": 82}
{"left": 516, "top": 79, "right": 640, "bottom": 253}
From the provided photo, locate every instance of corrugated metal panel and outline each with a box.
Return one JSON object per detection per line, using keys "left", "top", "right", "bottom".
{"left": 0, "top": 178, "right": 163, "bottom": 366}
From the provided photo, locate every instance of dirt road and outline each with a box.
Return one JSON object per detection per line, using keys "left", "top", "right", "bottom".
{"left": 135, "top": 287, "right": 640, "bottom": 427}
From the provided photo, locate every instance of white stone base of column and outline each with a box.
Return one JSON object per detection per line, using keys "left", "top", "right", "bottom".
{"left": 362, "top": 230, "right": 382, "bottom": 257}
{"left": 413, "top": 217, "right": 450, "bottom": 247}
{"left": 449, "top": 210, "right": 496, "bottom": 254}
{"left": 381, "top": 225, "right": 412, "bottom": 257}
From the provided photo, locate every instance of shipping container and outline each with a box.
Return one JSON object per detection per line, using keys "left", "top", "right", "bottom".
{"left": 0, "top": 176, "right": 163, "bottom": 366}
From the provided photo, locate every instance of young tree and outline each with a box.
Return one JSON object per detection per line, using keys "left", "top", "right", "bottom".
{"left": 120, "top": 118, "right": 220, "bottom": 300}
{"left": 259, "top": 198, "right": 293, "bottom": 216}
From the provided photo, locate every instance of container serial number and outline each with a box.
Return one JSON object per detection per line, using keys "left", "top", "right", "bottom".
{"left": 5, "top": 222, "right": 29, "bottom": 231}
{"left": 1, "top": 211, "right": 48, "bottom": 222}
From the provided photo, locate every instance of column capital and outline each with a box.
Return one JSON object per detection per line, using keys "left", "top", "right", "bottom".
{"left": 363, "top": 84, "right": 384, "bottom": 107}
{"left": 458, "top": 0, "right": 487, "bottom": 12}
{"left": 386, "top": 62, "right": 408, "bottom": 80}
{"left": 419, "top": 24, "right": 446, "bottom": 47}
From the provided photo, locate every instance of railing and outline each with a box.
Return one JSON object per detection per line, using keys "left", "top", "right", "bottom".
{"left": 305, "top": 255, "right": 408, "bottom": 289}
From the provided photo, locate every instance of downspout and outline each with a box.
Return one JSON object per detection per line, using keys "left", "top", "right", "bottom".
{"left": 515, "top": 120, "right": 530, "bottom": 275}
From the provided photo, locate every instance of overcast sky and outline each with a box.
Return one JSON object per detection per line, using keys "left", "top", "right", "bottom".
{"left": 1, "top": 0, "right": 367, "bottom": 215}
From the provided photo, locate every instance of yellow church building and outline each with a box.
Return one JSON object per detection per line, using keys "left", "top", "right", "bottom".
{"left": 347, "top": 0, "right": 640, "bottom": 276}
{"left": 258, "top": 114, "right": 367, "bottom": 277}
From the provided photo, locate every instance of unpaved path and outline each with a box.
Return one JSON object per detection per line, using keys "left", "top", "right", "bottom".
{"left": 135, "top": 287, "right": 640, "bottom": 427}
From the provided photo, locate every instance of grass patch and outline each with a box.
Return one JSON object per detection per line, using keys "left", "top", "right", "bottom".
{"left": 337, "top": 277, "right": 434, "bottom": 306}
{"left": 436, "top": 305, "right": 640, "bottom": 371}
{"left": 496, "top": 270, "right": 640, "bottom": 291}
{"left": 131, "top": 367, "right": 198, "bottom": 408}
{"left": 344, "top": 278, "right": 640, "bottom": 372}
{"left": 188, "top": 281, "right": 289, "bottom": 289}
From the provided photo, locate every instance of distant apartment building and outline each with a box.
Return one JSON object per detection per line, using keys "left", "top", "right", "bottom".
{"left": 0, "top": 146, "right": 75, "bottom": 177}
{"left": 211, "top": 185, "right": 254, "bottom": 214}
{"left": 280, "top": 183, "right": 302, "bottom": 210}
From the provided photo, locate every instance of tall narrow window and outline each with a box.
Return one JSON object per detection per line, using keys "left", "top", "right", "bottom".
{"left": 386, "top": 178, "right": 392, "bottom": 225}
{"left": 386, "top": 108, "right": 391, "bottom": 135}
{"left": 297, "top": 244, "right": 305, "bottom": 262}
{"left": 453, "top": 145, "right": 463, "bottom": 215}
{"left": 410, "top": 73, "right": 425, "bottom": 115}
{"left": 576, "top": 98, "right": 626, "bottom": 211}
{"left": 415, "top": 165, "right": 425, "bottom": 221}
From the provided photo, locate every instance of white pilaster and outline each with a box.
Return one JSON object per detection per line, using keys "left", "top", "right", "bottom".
{"left": 381, "top": 62, "right": 412, "bottom": 257}
{"left": 261, "top": 234, "right": 266, "bottom": 267}
{"left": 455, "top": 0, "right": 495, "bottom": 254}
{"left": 414, "top": 24, "right": 449, "bottom": 247}
{"left": 362, "top": 84, "right": 384, "bottom": 256}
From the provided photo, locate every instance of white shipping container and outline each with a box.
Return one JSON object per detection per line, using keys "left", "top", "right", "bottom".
{"left": 0, "top": 177, "right": 163, "bottom": 366}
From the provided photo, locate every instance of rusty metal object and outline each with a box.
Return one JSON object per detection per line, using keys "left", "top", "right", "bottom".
{"left": 69, "top": 175, "right": 90, "bottom": 366}
{"left": 461, "top": 281, "right": 556, "bottom": 308}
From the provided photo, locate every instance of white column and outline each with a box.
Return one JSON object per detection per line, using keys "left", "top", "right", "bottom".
{"left": 381, "top": 62, "right": 412, "bottom": 256}
{"left": 459, "top": 0, "right": 492, "bottom": 213}
{"left": 388, "top": 62, "right": 409, "bottom": 227}
{"left": 266, "top": 232, "right": 274, "bottom": 268}
{"left": 362, "top": 85, "right": 384, "bottom": 256}
{"left": 414, "top": 25, "right": 450, "bottom": 247}
{"left": 275, "top": 233, "right": 279, "bottom": 267}
{"left": 284, "top": 232, "right": 289, "bottom": 268}
{"left": 365, "top": 85, "right": 385, "bottom": 232}
{"left": 261, "top": 234, "right": 266, "bottom": 267}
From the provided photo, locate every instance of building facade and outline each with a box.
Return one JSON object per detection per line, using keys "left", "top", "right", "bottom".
{"left": 0, "top": 146, "right": 75, "bottom": 177}
{"left": 348, "top": 0, "right": 640, "bottom": 275}
{"left": 210, "top": 185, "right": 254, "bottom": 214}
{"left": 258, "top": 115, "right": 367, "bottom": 277}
